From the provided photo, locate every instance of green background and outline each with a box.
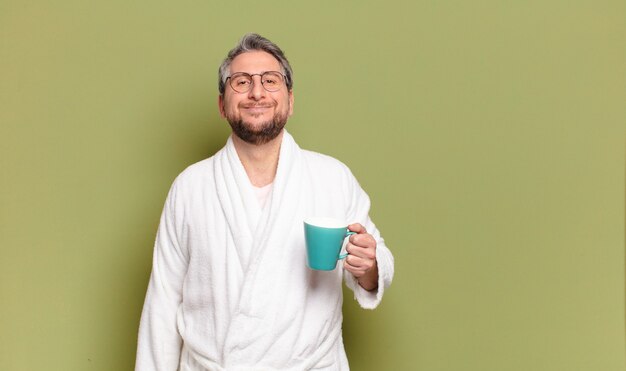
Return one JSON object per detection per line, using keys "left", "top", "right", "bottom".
{"left": 1, "top": 1, "right": 624, "bottom": 370}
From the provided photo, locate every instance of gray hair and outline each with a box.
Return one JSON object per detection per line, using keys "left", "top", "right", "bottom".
{"left": 218, "top": 33, "right": 293, "bottom": 96}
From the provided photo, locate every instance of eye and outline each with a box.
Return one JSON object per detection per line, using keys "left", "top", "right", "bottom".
{"left": 262, "top": 72, "right": 283, "bottom": 88}
{"left": 231, "top": 75, "right": 251, "bottom": 88}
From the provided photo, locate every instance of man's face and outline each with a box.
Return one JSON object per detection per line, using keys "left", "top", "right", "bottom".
{"left": 219, "top": 50, "right": 294, "bottom": 145}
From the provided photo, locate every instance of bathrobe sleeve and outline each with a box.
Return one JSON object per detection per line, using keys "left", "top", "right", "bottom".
{"left": 343, "top": 168, "right": 395, "bottom": 310}
{"left": 136, "top": 178, "right": 189, "bottom": 371}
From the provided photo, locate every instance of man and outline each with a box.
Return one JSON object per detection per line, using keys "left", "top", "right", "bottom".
{"left": 135, "top": 33, "right": 394, "bottom": 370}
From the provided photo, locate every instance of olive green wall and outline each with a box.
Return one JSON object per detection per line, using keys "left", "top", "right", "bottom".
{"left": 1, "top": 1, "right": 624, "bottom": 370}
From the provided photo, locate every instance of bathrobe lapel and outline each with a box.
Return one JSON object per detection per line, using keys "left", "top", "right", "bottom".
{"left": 214, "top": 135, "right": 264, "bottom": 274}
{"left": 214, "top": 131, "right": 311, "bottom": 363}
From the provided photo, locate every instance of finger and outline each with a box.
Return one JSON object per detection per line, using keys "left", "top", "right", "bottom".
{"left": 348, "top": 223, "right": 367, "bottom": 234}
{"left": 345, "top": 254, "right": 374, "bottom": 270}
{"left": 343, "top": 259, "right": 368, "bottom": 276}
{"left": 346, "top": 243, "right": 377, "bottom": 260}
{"left": 348, "top": 233, "right": 376, "bottom": 249}
{"left": 345, "top": 254, "right": 364, "bottom": 268}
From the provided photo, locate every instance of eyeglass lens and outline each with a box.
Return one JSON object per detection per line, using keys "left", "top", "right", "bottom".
{"left": 229, "top": 72, "right": 284, "bottom": 93}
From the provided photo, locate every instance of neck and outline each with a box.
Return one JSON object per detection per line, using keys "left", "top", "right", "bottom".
{"left": 231, "top": 130, "right": 284, "bottom": 187}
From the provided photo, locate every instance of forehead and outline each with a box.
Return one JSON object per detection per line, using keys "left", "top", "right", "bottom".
{"left": 229, "top": 51, "right": 281, "bottom": 74}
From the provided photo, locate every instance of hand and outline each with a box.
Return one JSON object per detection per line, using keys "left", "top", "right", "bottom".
{"left": 343, "top": 223, "right": 379, "bottom": 291}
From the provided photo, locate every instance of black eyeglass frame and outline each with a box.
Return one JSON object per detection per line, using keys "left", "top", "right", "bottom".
{"left": 225, "top": 71, "right": 287, "bottom": 93}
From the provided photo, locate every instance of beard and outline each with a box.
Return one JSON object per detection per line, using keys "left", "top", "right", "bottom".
{"left": 226, "top": 108, "right": 289, "bottom": 145}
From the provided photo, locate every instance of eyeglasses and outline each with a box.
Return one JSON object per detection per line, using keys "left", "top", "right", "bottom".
{"left": 226, "top": 71, "right": 286, "bottom": 93}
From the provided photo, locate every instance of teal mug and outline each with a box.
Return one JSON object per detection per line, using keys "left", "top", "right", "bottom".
{"left": 304, "top": 217, "right": 356, "bottom": 271}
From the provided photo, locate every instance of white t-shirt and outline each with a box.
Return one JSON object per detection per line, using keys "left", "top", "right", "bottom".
{"left": 253, "top": 182, "right": 273, "bottom": 209}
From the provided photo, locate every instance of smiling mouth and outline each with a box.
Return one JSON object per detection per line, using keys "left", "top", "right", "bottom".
{"left": 242, "top": 104, "right": 273, "bottom": 109}
{"left": 242, "top": 105, "right": 273, "bottom": 115}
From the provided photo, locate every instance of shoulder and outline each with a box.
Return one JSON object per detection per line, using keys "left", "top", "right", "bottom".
{"left": 179, "top": 157, "right": 214, "bottom": 179}
{"left": 302, "top": 149, "right": 353, "bottom": 177}
{"left": 301, "top": 149, "right": 364, "bottom": 195}
{"left": 169, "top": 156, "right": 216, "bottom": 193}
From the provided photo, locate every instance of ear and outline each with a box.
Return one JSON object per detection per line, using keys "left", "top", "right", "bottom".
{"left": 288, "top": 90, "right": 294, "bottom": 117}
{"left": 218, "top": 94, "right": 226, "bottom": 118}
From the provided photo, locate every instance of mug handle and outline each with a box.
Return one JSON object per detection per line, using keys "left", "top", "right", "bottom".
{"left": 338, "top": 231, "right": 357, "bottom": 260}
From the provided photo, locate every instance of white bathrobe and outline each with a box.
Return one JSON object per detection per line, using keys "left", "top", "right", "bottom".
{"left": 135, "top": 130, "right": 394, "bottom": 371}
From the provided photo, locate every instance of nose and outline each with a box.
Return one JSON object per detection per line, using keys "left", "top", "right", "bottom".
{"left": 248, "top": 75, "right": 265, "bottom": 100}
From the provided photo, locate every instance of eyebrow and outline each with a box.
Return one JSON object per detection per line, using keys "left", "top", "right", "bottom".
{"left": 229, "top": 70, "right": 281, "bottom": 76}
